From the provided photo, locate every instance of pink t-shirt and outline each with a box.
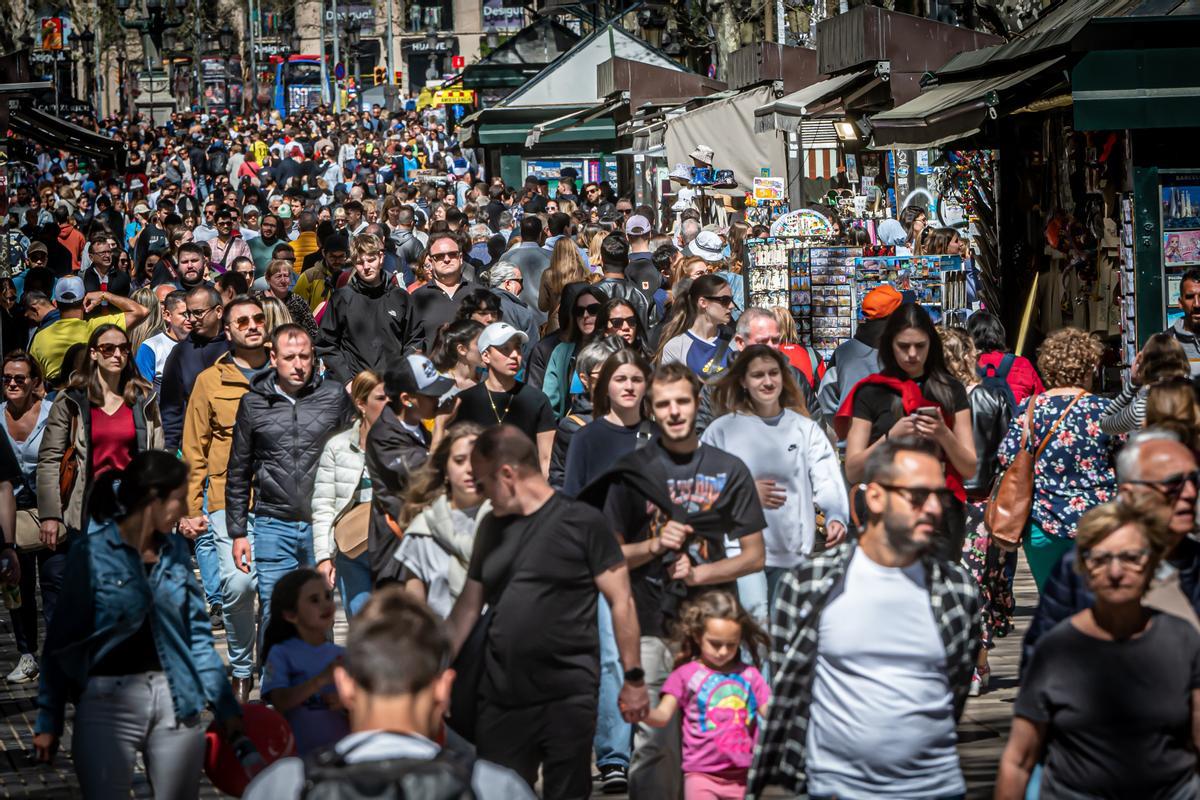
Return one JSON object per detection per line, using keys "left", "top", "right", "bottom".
{"left": 662, "top": 660, "right": 770, "bottom": 776}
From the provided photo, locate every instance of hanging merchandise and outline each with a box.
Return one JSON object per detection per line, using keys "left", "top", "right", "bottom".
{"left": 770, "top": 209, "right": 834, "bottom": 238}
{"left": 854, "top": 254, "right": 965, "bottom": 325}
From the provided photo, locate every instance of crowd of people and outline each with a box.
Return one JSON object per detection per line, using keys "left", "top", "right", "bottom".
{"left": 0, "top": 103, "right": 1197, "bottom": 800}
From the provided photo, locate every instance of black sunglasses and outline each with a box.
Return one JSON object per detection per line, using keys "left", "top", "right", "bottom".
{"left": 875, "top": 483, "right": 953, "bottom": 508}
{"left": 703, "top": 295, "right": 734, "bottom": 307}
{"left": 574, "top": 303, "right": 601, "bottom": 317}
{"left": 1126, "top": 469, "right": 1200, "bottom": 498}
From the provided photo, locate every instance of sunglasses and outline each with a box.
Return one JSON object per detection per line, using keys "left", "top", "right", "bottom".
{"left": 1, "top": 374, "right": 28, "bottom": 385}
{"left": 1126, "top": 469, "right": 1200, "bottom": 498}
{"left": 575, "top": 303, "right": 601, "bottom": 317}
{"left": 233, "top": 312, "right": 266, "bottom": 331}
{"left": 875, "top": 483, "right": 953, "bottom": 508}
{"left": 1081, "top": 548, "right": 1151, "bottom": 572}
{"left": 93, "top": 343, "right": 131, "bottom": 358}
{"left": 703, "top": 295, "right": 735, "bottom": 307}
{"left": 607, "top": 315, "right": 636, "bottom": 330}
{"left": 430, "top": 251, "right": 461, "bottom": 262}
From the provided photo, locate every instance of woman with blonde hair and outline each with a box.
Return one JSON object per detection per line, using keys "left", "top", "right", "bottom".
{"left": 394, "top": 422, "right": 487, "bottom": 619}
{"left": 126, "top": 287, "right": 163, "bottom": 354}
{"left": 311, "top": 370, "right": 389, "bottom": 618}
{"left": 587, "top": 230, "right": 607, "bottom": 272}
{"left": 771, "top": 307, "right": 827, "bottom": 392}
{"left": 1101, "top": 332, "right": 1191, "bottom": 434}
{"left": 1145, "top": 376, "right": 1200, "bottom": 450}
{"left": 672, "top": 256, "right": 713, "bottom": 288}
{"left": 259, "top": 294, "right": 294, "bottom": 337}
{"left": 539, "top": 237, "right": 591, "bottom": 333}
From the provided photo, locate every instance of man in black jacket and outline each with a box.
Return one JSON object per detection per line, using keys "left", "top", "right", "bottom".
{"left": 226, "top": 324, "right": 352, "bottom": 630}
{"left": 160, "top": 285, "right": 229, "bottom": 450}
{"left": 410, "top": 232, "right": 477, "bottom": 352}
{"left": 317, "top": 233, "right": 424, "bottom": 385}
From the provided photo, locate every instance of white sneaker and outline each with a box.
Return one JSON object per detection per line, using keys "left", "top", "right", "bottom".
{"left": 6, "top": 653, "right": 38, "bottom": 683}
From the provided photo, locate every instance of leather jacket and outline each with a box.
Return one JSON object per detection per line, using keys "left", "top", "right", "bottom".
{"left": 964, "top": 382, "right": 1012, "bottom": 499}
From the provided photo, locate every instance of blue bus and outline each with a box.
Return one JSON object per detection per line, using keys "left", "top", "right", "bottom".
{"left": 272, "top": 55, "right": 328, "bottom": 116}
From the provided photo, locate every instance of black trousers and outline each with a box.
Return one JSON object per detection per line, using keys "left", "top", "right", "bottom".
{"left": 476, "top": 693, "right": 597, "bottom": 800}
{"left": 10, "top": 542, "right": 70, "bottom": 656}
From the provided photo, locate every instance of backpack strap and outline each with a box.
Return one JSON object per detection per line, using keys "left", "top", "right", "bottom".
{"left": 996, "top": 353, "right": 1016, "bottom": 380}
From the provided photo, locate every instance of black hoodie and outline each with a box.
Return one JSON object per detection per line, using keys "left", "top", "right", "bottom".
{"left": 316, "top": 273, "right": 424, "bottom": 384}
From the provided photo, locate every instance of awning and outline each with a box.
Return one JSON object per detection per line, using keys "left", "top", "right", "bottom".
{"left": 1073, "top": 46, "right": 1200, "bottom": 131}
{"left": 753, "top": 70, "right": 870, "bottom": 134}
{"left": 665, "top": 85, "right": 785, "bottom": 193}
{"left": 869, "top": 58, "right": 1066, "bottom": 149}
{"left": 7, "top": 104, "right": 126, "bottom": 170}
{"left": 526, "top": 95, "right": 626, "bottom": 147}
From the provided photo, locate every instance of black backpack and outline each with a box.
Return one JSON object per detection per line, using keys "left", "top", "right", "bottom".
{"left": 977, "top": 354, "right": 1018, "bottom": 414}
{"left": 301, "top": 740, "right": 477, "bottom": 800}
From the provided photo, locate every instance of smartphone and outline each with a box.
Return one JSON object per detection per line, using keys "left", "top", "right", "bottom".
{"left": 914, "top": 406, "right": 940, "bottom": 418}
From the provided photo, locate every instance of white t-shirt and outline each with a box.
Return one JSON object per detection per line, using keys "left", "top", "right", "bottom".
{"left": 806, "top": 548, "right": 964, "bottom": 798}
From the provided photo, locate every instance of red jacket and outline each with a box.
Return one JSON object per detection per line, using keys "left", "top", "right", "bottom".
{"left": 977, "top": 351, "right": 1043, "bottom": 404}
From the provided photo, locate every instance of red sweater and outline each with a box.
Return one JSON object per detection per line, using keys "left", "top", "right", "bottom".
{"left": 977, "top": 351, "right": 1044, "bottom": 404}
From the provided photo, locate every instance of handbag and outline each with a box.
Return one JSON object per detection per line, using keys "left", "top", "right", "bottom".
{"left": 332, "top": 467, "right": 370, "bottom": 560}
{"left": 985, "top": 392, "right": 1083, "bottom": 551}
{"left": 15, "top": 509, "right": 41, "bottom": 553}
{"left": 58, "top": 407, "right": 79, "bottom": 510}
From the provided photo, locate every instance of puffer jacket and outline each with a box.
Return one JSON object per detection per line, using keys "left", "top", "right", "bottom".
{"left": 224, "top": 368, "right": 353, "bottom": 539}
{"left": 180, "top": 353, "right": 251, "bottom": 517}
{"left": 316, "top": 274, "right": 424, "bottom": 385}
{"left": 311, "top": 422, "right": 369, "bottom": 565}
{"left": 36, "top": 387, "right": 163, "bottom": 532}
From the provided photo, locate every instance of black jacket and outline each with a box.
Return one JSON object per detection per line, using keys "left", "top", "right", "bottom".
{"left": 549, "top": 397, "right": 592, "bottom": 490}
{"left": 316, "top": 275, "right": 424, "bottom": 384}
{"left": 364, "top": 406, "right": 430, "bottom": 582}
{"left": 82, "top": 267, "right": 132, "bottom": 298}
{"left": 963, "top": 383, "right": 1012, "bottom": 499}
{"left": 596, "top": 276, "right": 661, "bottom": 332}
{"left": 409, "top": 280, "right": 477, "bottom": 352}
{"left": 160, "top": 331, "right": 230, "bottom": 451}
{"left": 224, "top": 369, "right": 353, "bottom": 538}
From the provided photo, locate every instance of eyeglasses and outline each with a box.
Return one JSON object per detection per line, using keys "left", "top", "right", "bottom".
{"left": 574, "top": 303, "right": 601, "bottom": 317}
{"left": 1081, "top": 548, "right": 1151, "bottom": 572}
{"left": 430, "top": 251, "right": 461, "bottom": 262}
{"left": 1, "top": 374, "right": 28, "bottom": 386}
{"left": 93, "top": 343, "right": 131, "bottom": 358}
{"left": 617, "top": 208, "right": 633, "bottom": 215}
{"left": 183, "top": 305, "right": 218, "bottom": 321}
{"left": 1126, "top": 470, "right": 1200, "bottom": 499}
{"left": 607, "top": 315, "right": 636, "bottom": 330}
{"left": 875, "top": 483, "right": 953, "bottom": 508}
{"left": 233, "top": 312, "right": 266, "bottom": 331}
{"left": 703, "top": 295, "right": 735, "bottom": 307}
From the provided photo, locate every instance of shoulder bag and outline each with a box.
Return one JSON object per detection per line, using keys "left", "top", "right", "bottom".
{"left": 984, "top": 392, "right": 1083, "bottom": 551}
{"left": 58, "top": 405, "right": 79, "bottom": 509}
{"left": 332, "top": 467, "right": 370, "bottom": 560}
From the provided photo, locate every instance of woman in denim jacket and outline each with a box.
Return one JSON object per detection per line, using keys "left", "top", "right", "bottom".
{"left": 33, "top": 450, "right": 241, "bottom": 798}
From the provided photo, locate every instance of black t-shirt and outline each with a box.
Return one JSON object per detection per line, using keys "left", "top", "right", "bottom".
{"left": 1016, "top": 612, "right": 1200, "bottom": 799}
{"left": 852, "top": 375, "right": 969, "bottom": 444}
{"left": 454, "top": 381, "right": 556, "bottom": 440}
{"left": 467, "top": 492, "right": 624, "bottom": 705}
{"left": 603, "top": 442, "right": 766, "bottom": 637}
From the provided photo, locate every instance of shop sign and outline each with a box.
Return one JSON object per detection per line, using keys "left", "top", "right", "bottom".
{"left": 482, "top": 0, "right": 525, "bottom": 33}
{"left": 432, "top": 88, "right": 475, "bottom": 105}
{"left": 324, "top": 5, "right": 374, "bottom": 24}
{"left": 753, "top": 176, "right": 786, "bottom": 201}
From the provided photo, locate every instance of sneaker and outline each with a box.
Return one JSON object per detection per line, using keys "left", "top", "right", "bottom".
{"left": 210, "top": 604, "right": 225, "bottom": 632}
{"left": 598, "top": 764, "right": 627, "bottom": 795}
{"left": 969, "top": 665, "right": 990, "bottom": 697}
{"left": 6, "top": 653, "right": 38, "bottom": 684}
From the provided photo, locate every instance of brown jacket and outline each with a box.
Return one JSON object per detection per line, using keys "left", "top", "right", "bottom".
{"left": 36, "top": 387, "right": 164, "bottom": 531}
{"left": 181, "top": 353, "right": 252, "bottom": 517}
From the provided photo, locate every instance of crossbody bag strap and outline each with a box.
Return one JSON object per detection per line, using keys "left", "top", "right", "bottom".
{"left": 1032, "top": 391, "right": 1085, "bottom": 461}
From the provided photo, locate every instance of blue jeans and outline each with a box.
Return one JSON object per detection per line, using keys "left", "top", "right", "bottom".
{"left": 208, "top": 510, "right": 257, "bottom": 679}
{"left": 594, "top": 595, "right": 631, "bottom": 770}
{"left": 194, "top": 501, "right": 222, "bottom": 608}
{"left": 252, "top": 517, "right": 315, "bottom": 636}
{"left": 335, "top": 550, "right": 372, "bottom": 620}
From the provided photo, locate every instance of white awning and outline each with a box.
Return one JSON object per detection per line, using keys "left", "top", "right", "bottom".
{"left": 753, "top": 70, "right": 870, "bottom": 134}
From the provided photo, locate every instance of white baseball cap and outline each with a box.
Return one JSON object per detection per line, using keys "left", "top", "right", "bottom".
{"left": 477, "top": 322, "right": 529, "bottom": 353}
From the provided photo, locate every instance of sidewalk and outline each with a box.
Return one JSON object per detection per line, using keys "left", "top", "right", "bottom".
{"left": 0, "top": 562, "right": 1036, "bottom": 797}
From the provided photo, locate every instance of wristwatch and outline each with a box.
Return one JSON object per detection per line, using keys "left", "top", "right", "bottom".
{"left": 623, "top": 667, "right": 645, "bottom": 684}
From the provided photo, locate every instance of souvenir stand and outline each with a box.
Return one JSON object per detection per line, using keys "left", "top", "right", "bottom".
{"left": 853, "top": 254, "right": 967, "bottom": 325}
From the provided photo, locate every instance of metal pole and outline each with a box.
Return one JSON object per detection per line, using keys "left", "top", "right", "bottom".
{"left": 194, "top": 0, "right": 202, "bottom": 111}
{"left": 247, "top": 0, "right": 257, "bottom": 113}
{"left": 319, "top": 0, "right": 330, "bottom": 107}
{"left": 331, "top": 0, "right": 341, "bottom": 112}
{"left": 94, "top": 29, "right": 102, "bottom": 118}
{"left": 776, "top": 0, "right": 784, "bottom": 44}
{"left": 385, "top": 0, "right": 394, "bottom": 86}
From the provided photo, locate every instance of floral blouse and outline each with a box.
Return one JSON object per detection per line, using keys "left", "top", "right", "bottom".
{"left": 997, "top": 393, "right": 1118, "bottom": 539}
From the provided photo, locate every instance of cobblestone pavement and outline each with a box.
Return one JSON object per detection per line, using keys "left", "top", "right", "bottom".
{"left": 0, "top": 561, "right": 1036, "bottom": 798}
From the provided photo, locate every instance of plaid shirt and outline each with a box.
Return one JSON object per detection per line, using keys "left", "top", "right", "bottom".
{"left": 747, "top": 540, "right": 982, "bottom": 799}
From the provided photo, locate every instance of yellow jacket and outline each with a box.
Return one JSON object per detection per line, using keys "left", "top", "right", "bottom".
{"left": 181, "top": 353, "right": 252, "bottom": 517}
{"left": 291, "top": 231, "right": 320, "bottom": 273}
{"left": 295, "top": 262, "right": 337, "bottom": 312}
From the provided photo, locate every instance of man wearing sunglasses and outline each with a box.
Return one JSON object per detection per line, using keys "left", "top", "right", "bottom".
{"left": 160, "top": 285, "right": 230, "bottom": 452}
{"left": 748, "top": 435, "right": 980, "bottom": 800}
{"left": 409, "top": 232, "right": 478, "bottom": 352}
{"left": 180, "top": 295, "right": 269, "bottom": 704}
{"left": 1024, "top": 428, "right": 1200, "bottom": 669}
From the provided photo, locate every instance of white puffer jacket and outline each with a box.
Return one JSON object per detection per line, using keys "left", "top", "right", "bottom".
{"left": 312, "top": 422, "right": 370, "bottom": 564}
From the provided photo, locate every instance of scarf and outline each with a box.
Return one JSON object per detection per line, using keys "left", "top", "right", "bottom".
{"left": 834, "top": 373, "right": 966, "bottom": 502}
{"left": 405, "top": 495, "right": 491, "bottom": 600}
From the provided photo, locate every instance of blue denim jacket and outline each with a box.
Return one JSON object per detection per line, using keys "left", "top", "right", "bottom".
{"left": 35, "top": 519, "right": 240, "bottom": 735}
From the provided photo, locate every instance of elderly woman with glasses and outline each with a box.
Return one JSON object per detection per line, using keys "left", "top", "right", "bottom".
{"left": 996, "top": 498, "right": 1200, "bottom": 800}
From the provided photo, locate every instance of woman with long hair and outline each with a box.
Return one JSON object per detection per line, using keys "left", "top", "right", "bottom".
{"left": 587, "top": 230, "right": 607, "bottom": 272}
{"left": 1145, "top": 376, "right": 1200, "bottom": 450}
{"left": 539, "top": 237, "right": 591, "bottom": 333}
{"left": 656, "top": 273, "right": 735, "bottom": 378}
{"left": 33, "top": 451, "right": 241, "bottom": 794}
{"left": 704, "top": 345, "right": 848, "bottom": 615}
{"left": 430, "top": 319, "right": 485, "bottom": 391}
{"left": 311, "top": 370, "right": 389, "bottom": 619}
{"left": 939, "top": 326, "right": 1015, "bottom": 695}
{"left": 259, "top": 294, "right": 294, "bottom": 336}
{"left": 771, "top": 307, "right": 826, "bottom": 392}
{"left": 0, "top": 352, "right": 59, "bottom": 685}
{"left": 672, "top": 256, "right": 713, "bottom": 288}
{"left": 36, "top": 325, "right": 163, "bottom": 549}
{"left": 838, "top": 304, "right": 976, "bottom": 559}
{"left": 126, "top": 287, "right": 163, "bottom": 354}
{"left": 596, "top": 297, "right": 650, "bottom": 357}
{"left": 1101, "top": 332, "right": 1191, "bottom": 434}
{"left": 542, "top": 285, "right": 608, "bottom": 416}
{"left": 395, "top": 422, "right": 486, "bottom": 619}
{"left": 725, "top": 220, "right": 750, "bottom": 274}
{"left": 915, "top": 226, "right": 965, "bottom": 257}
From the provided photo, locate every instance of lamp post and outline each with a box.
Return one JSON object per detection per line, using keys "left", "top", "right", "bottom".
{"left": 114, "top": 0, "right": 188, "bottom": 120}
{"left": 74, "top": 28, "right": 97, "bottom": 113}
{"left": 345, "top": 17, "right": 360, "bottom": 110}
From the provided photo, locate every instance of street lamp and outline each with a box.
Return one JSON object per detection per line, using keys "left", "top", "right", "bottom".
{"left": 113, "top": 0, "right": 189, "bottom": 119}
{"left": 345, "top": 17, "right": 360, "bottom": 109}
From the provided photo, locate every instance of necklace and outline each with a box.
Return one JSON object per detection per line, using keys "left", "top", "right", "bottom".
{"left": 487, "top": 386, "right": 513, "bottom": 424}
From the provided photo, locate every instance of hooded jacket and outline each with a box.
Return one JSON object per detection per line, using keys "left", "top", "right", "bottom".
{"left": 816, "top": 316, "right": 887, "bottom": 420}
{"left": 224, "top": 368, "right": 353, "bottom": 538}
{"left": 161, "top": 331, "right": 230, "bottom": 451}
{"left": 316, "top": 274, "right": 424, "bottom": 385}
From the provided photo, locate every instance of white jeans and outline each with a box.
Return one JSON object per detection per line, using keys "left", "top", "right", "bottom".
{"left": 72, "top": 671, "right": 206, "bottom": 799}
{"left": 628, "top": 635, "right": 683, "bottom": 800}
